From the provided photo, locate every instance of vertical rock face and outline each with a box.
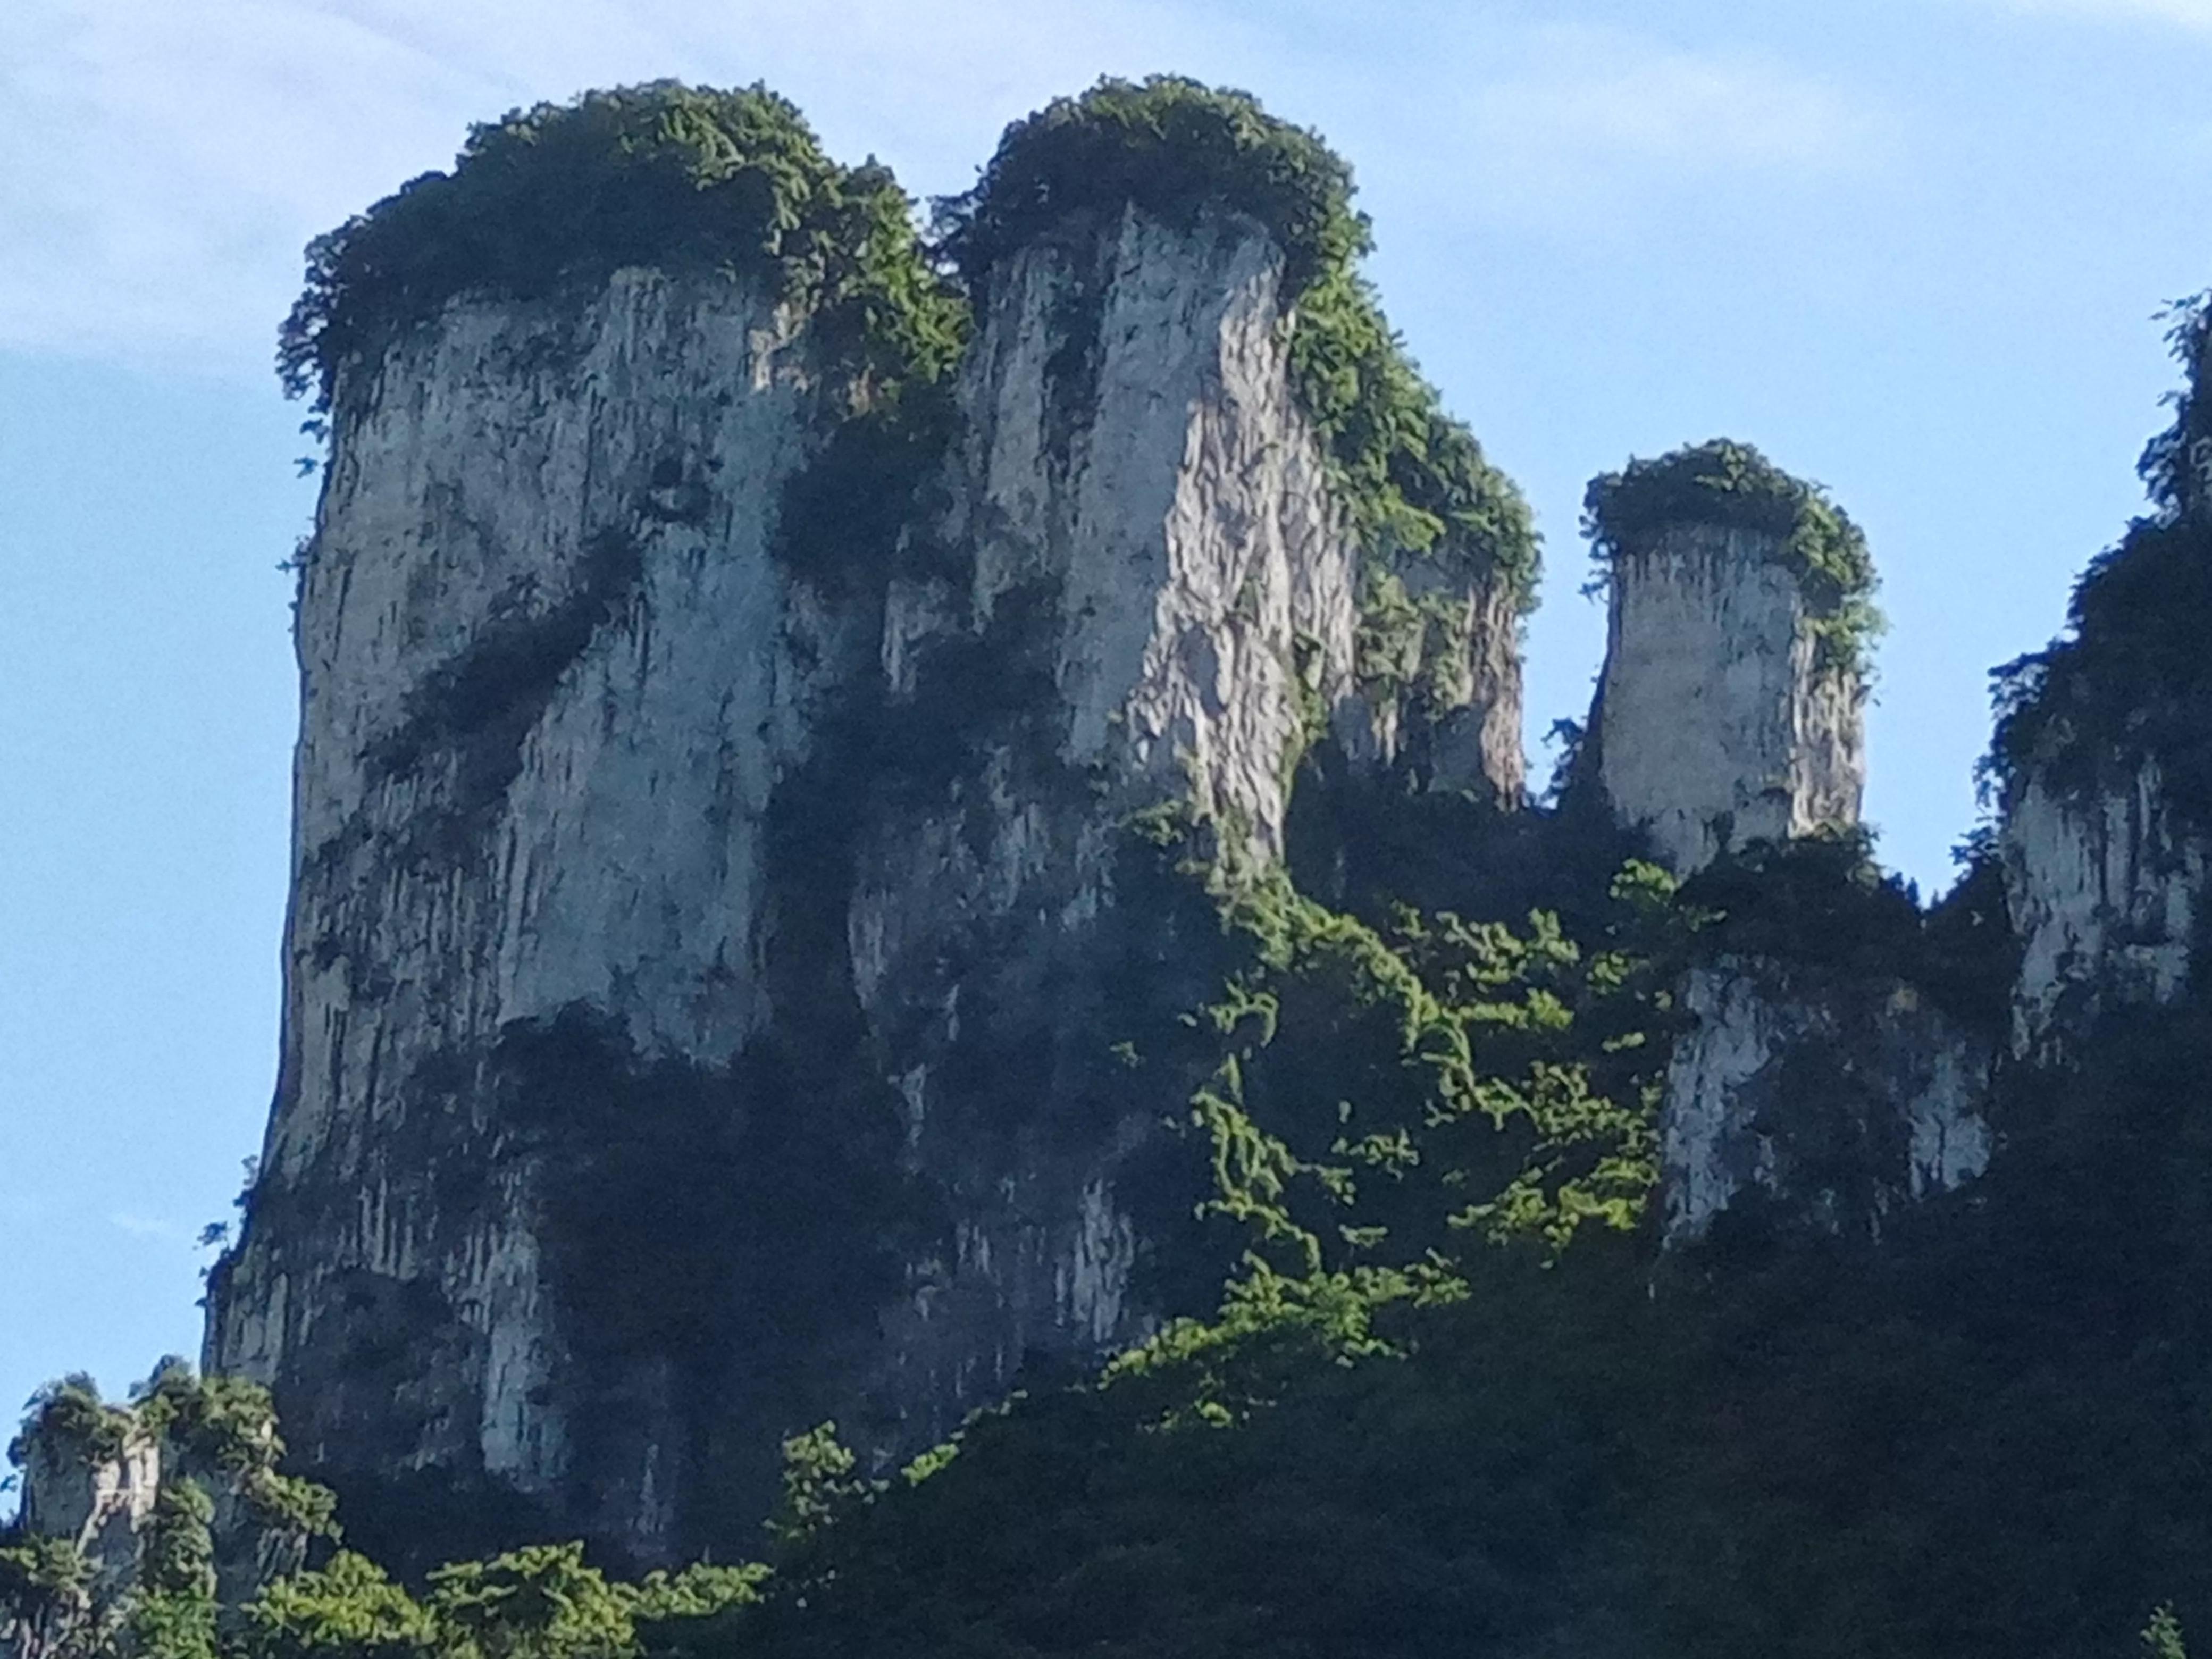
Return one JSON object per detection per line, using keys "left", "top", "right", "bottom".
{"left": 207, "top": 269, "right": 851, "bottom": 1561}
{"left": 1595, "top": 523, "right": 1865, "bottom": 875}
{"left": 1985, "top": 301, "right": 2212, "bottom": 1057}
{"left": 1660, "top": 961, "right": 1992, "bottom": 1243}
{"left": 1340, "top": 555, "right": 1526, "bottom": 805}
{"left": 16, "top": 1425, "right": 160, "bottom": 1609}
{"left": 933, "top": 205, "right": 1359, "bottom": 854}
{"left": 206, "top": 198, "right": 1526, "bottom": 1563}
{"left": 841, "top": 203, "right": 1363, "bottom": 1437}
{"left": 2002, "top": 763, "right": 2209, "bottom": 1056}
{"left": 1587, "top": 456, "right": 1973, "bottom": 1243}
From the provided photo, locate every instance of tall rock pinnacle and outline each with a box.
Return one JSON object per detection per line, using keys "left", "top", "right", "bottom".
{"left": 1583, "top": 440, "right": 1875, "bottom": 874}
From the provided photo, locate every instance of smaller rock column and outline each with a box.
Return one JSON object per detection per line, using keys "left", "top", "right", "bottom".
{"left": 1584, "top": 440, "right": 1872, "bottom": 874}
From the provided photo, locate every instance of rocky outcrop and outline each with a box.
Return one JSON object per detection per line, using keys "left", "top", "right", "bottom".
{"left": 2, "top": 1371, "right": 327, "bottom": 1659}
{"left": 205, "top": 195, "right": 1528, "bottom": 1565}
{"left": 924, "top": 204, "right": 1360, "bottom": 855}
{"left": 1588, "top": 473, "right": 1982, "bottom": 1244}
{"left": 1661, "top": 960, "right": 1992, "bottom": 1243}
{"left": 1595, "top": 523, "right": 1864, "bottom": 875}
{"left": 13, "top": 1417, "right": 159, "bottom": 1611}
{"left": 1340, "top": 555, "right": 1526, "bottom": 803}
{"left": 2002, "top": 762, "right": 2209, "bottom": 1056}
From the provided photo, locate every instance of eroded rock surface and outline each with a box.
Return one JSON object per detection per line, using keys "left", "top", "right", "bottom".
{"left": 1596, "top": 524, "right": 1864, "bottom": 875}
{"left": 1661, "top": 960, "right": 1992, "bottom": 1243}
{"left": 2002, "top": 763, "right": 2210, "bottom": 1055}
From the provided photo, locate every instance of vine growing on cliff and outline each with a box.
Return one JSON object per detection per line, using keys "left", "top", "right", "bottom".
{"left": 1182, "top": 856, "right": 1676, "bottom": 1280}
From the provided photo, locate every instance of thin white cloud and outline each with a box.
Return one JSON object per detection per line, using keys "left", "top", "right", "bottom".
{"left": 1461, "top": 26, "right": 1898, "bottom": 214}
{"left": 0, "top": 1, "right": 507, "bottom": 367}
{"left": 0, "top": 6, "right": 1900, "bottom": 368}
{"left": 0, "top": 0, "right": 1247, "bottom": 372}
{"left": 106, "top": 1212, "right": 183, "bottom": 1241}
{"left": 1990, "top": 0, "right": 2212, "bottom": 30}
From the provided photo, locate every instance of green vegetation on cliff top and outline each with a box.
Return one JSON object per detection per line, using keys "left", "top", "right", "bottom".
{"left": 1583, "top": 438, "right": 1882, "bottom": 676}
{"left": 1991, "top": 295, "right": 2212, "bottom": 815}
{"left": 277, "top": 82, "right": 965, "bottom": 410}
{"left": 280, "top": 77, "right": 1536, "bottom": 614}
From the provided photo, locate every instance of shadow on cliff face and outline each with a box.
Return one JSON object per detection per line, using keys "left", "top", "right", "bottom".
{"left": 486, "top": 1005, "right": 925, "bottom": 1570}
{"left": 364, "top": 526, "right": 649, "bottom": 869}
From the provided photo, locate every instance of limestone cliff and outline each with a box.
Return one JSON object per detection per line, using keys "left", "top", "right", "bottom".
{"left": 1660, "top": 959, "right": 1992, "bottom": 1243}
{"left": 204, "top": 82, "right": 1532, "bottom": 1566}
{"left": 2002, "top": 763, "right": 2207, "bottom": 1055}
{"left": 1989, "top": 297, "right": 2212, "bottom": 1058}
{"left": 207, "top": 265, "right": 861, "bottom": 1562}
{"left": 2, "top": 1370, "right": 330, "bottom": 1658}
{"left": 1576, "top": 443, "right": 1944, "bottom": 1241}
{"left": 839, "top": 202, "right": 1367, "bottom": 1442}
{"left": 1594, "top": 522, "right": 1864, "bottom": 875}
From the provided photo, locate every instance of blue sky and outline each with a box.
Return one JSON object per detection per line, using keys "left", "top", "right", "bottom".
{"left": 4, "top": 0, "right": 2210, "bottom": 1470}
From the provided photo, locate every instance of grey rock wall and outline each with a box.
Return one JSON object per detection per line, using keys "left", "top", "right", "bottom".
{"left": 834, "top": 206, "right": 1364, "bottom": 1452}
{"left": 1339, "top": 558, "right": 1526, "bottom": 805}
{"left": 2002, "top": 761, "right": 2209, "bottom": 1056}
{"left": 15, "top": 1426, "right": 159, "bottom": 1611}
{"left": 1595, "top": 524, "right": 1864, "bottom": 874}
{"left": 206, "top": 269, "right": 845, "bottom": 1561}
{"left": 1661, "top": 960, "right": 1992, "bottom": 1243}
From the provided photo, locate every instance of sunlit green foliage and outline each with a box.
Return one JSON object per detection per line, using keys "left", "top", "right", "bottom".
{"left": 1584, "top": 438, "right": 1882, "bottom": 674}
{"left": 762, "top": 1426, "right": 863, "bottom": 1551}
{"left": 242, "top": 1552, "right": 438, "bottom": 1659}
{"left": 941, "top": 75, "right": 1361, "bottom": 298}
{"left": 133, "top": 1361, "right": 339, "bottom": 1540}
{"left": 239, "top": 1545, "right": 764, "bottom": 1659}
{"left": 1187, "top": 859, "right": 1677, "bottom": 1278}
{"left": 10, "top": 1375, "right": 134, "bottom": 1466}
{"left": 279, "top": 82, "right": 965, "bottom": 410}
